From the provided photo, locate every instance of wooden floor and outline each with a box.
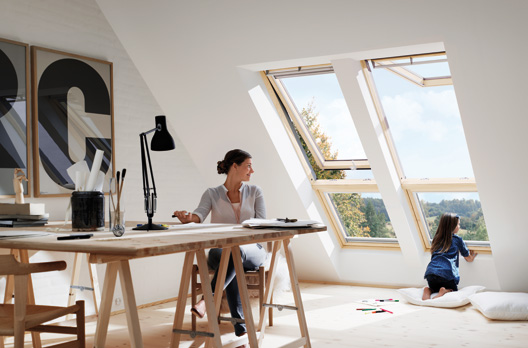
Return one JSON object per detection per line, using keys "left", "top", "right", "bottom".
{"left": 4, "top": 282, "right": 528, "bottom": 347}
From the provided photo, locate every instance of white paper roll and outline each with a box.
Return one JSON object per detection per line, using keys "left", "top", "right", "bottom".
{"left": 66, "top": 160, "right": 89, "bottom": 190}
{"left": 85, "top": 150, "right": 104, "bottom": 191}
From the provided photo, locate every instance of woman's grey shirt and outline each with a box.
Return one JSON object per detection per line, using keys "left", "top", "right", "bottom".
{"left": 193, "top": 183, "right": 266, "bottom": 223}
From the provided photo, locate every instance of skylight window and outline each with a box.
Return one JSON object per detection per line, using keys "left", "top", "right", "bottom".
{"left": 363, "top": 52, "right": 490, "bottom": 250}
{"left": 371, "top": 53, "right": 452, "bottom": 87}
{"left": 327, "top": 192, "right": 395, "bottom": 239}
{"left": 370, "top": 61, "right": 473, "bottom": 179}
{"left": 268, "top": 67, "right": 369, "bottom": 172}
{"left": 264, "top": 67, "right": 397, "bottom": 248}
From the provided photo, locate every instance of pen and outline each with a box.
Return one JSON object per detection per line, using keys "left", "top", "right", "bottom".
{"left": 172, "top": 212, "right": 191, "bottom": 218}
{"left": 356, "top": 308, "right": 376, "bottom": 311}
{"left": 57, "top": 234, "right": 93, "bottom": 240}
{"left": 375, "top": 299, "right": 399, "bottom": 302}
{"left": 364, "top": 310, "right": 385, "bottom": 314}
{"left": 380, "top": 308, "right": 393, "bottom": 314}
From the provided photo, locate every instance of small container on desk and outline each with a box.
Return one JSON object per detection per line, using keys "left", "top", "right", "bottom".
{"left": 109, "top": 177, "right": 125, "bottom": 237}
{"left": 71, "top": 191, "right": 105, "bottom": 231}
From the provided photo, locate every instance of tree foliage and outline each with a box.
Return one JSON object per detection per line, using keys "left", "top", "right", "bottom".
{"left": 423, "top": 199, "right": 488, "bottom": 241}
{"left": 299, "top": 101, "right": 345, "bottom": 180}
{"left": 299, "top": 101, "right": 393, "bottom": 238}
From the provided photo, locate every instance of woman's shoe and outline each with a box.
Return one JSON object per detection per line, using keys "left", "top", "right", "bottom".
{"left": 235, "top": 332, "right": 247, "bottom": 348}
{"left": 190, "top": 299, "right": 206, "bottom": 319}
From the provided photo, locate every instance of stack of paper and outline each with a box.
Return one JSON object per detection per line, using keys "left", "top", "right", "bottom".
{"left": 0, "top": 203, "right": 48, "bottom": 227}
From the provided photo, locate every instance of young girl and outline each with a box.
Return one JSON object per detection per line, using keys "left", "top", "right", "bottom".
{"left": 422, "top": 213, "right": 478, "bottom": 300}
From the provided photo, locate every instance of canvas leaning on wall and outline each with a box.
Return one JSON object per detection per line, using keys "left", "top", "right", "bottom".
{"left": 31, "top": 46, "right": 115, "bottom": 197}
{"left": 0, "top": 38, "right": 30, "bottom": 198}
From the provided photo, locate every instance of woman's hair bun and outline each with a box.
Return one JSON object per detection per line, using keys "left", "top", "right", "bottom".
{"left": 217, "top": 149, "right": 252, "bottom": 175}
{"left": 217, "top": 160, "right": 227, "bottom": 174}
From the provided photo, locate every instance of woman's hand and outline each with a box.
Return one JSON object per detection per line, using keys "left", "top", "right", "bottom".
{"left": 173, "top": 210, "right": 196, "bottom": 224}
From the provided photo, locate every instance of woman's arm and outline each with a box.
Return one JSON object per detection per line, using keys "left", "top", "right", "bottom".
{"left": 173, "top": 210, "right": 200, "bottom": 224}
{"left": 254, "top": 186, "right": 266, "bottom": 219}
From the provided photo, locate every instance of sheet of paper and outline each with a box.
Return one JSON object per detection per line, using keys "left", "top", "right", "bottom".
{"left": 0, "top": 231, "right": 52, "bottom": 239}
{"left": 242, "top": 218, "right": 322, "bottom": 228}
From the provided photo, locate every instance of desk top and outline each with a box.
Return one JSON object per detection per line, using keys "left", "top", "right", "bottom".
{"left": 0, "top": 223, "right": 326, "bottom": 262}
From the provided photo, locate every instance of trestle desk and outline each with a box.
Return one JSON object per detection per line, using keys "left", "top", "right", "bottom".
{"left": 0, "top": 223, "right": 325, "bottom": 348}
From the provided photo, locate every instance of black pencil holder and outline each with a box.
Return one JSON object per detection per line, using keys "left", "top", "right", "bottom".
{"left": 71, "top": 191, "right": 105, "bottom": 231}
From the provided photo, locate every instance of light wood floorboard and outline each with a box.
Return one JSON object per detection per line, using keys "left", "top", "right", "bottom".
{"left": 3, "top": 283, "right": 527, "bottom": 347}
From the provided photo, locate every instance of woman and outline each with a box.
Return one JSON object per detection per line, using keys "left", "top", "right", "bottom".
{"left": 422, "top": 213, "right": 477, "bottom": 300}
{"left": 173, "top": 149, "right": 267, "bottom": 342}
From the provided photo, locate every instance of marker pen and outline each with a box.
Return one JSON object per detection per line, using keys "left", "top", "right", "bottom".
{"left": 57, "top": 234, "right": 93, "bottom": 240}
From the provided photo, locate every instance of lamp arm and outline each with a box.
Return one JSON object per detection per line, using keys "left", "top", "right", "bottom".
{"left": 140, "top": 134, "right": 150, "bottom": 199}
{"left": 142, "top": 124, "right": 161, "bottom": 136}
{"left": 143, "top": 134, "right": 157, "bottom": 198}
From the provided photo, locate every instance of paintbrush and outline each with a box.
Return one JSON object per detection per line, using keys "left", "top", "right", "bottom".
{"left": 115, "top": 171, "right": 121, "bottom": 226}
{"left": 116, "top": 169, "right": 126, "bottom": 226}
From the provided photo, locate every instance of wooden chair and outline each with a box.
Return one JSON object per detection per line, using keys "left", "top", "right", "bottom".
{"left": 0, "top": 255, "right": 85, "bottom": 348}
{"left": 191, "top": 264, "right": 273, "bottom": 331}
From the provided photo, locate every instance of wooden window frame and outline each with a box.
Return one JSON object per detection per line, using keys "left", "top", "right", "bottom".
{"left": 266, "top": 66, "right": 370, "bottom": 171}
{"left": 402, "top": 178, "right": 491, "bottom": 254}
{"left": 371, "top": 52, "right": 452, "bottom": 87}
{"left": 313, "top": 180, "right": 400, "bottom": 250}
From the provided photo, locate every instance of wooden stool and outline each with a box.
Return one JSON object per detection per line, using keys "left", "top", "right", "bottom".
{"left": 190, "top": 264, "right": 273, "bottom": 331}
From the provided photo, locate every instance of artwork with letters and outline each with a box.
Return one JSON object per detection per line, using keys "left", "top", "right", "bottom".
{"left": 31, "top": 46, "right": 114, "bottom": 197}
{"left": 0, "top": 38, "right": 30, "bottom": 197}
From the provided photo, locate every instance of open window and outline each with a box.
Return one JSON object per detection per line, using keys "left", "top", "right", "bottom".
{"left": 264, "top": 66, "right": 397, "bottom": 249}
{"left": 364, "top": 52, "right": 490, "bottom": 251}
{"left": 267, "top": 66, "right": 369, "bottom": 172}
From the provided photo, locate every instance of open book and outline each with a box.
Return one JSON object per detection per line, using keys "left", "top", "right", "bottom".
{"left": 242, "top": 218, "right": 322, "bottom": 228}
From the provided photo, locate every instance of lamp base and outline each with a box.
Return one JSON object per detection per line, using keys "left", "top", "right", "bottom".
{"left": 133, "top": 222, "right": 168, "bottom": 231}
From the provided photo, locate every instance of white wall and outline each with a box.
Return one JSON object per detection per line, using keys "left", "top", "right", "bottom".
{"left": 0, "top": 0, "right": 206, "bottom": 312}
{"left": 96, "top": 0, "right": 528, "bottom": 292}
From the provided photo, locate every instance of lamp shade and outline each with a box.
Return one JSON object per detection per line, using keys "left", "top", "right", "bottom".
{"left": 150, "top": 115, "right": 175, "bottom": 151}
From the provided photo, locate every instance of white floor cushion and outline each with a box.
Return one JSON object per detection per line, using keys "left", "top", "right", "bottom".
{"left": 469, "top": 292, "right": 528, "bottom": 320}
{"left": 397, "top": 285, "right": 485, "bottom": 308}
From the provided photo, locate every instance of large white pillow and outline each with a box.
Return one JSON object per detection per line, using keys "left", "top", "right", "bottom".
{"left": 469, "top": 292, "right": 528, "bottom": 320}
{"left": 397, "top": 285, "right": 485, "bottom": 308}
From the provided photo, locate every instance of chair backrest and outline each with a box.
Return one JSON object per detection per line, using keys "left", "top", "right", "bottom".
{"left": 0, "top": 254, "right": 85, "bottom": 348}
{"left": 0, "top": 255, "right": 66, "bottom": 275}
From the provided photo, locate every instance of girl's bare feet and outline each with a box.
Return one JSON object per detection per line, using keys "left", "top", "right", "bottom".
{"left": 434, "top": 287, "right": 453, "bottom": 299}
{"left": 422, "top": 287, "right": 432, "bottom": 300}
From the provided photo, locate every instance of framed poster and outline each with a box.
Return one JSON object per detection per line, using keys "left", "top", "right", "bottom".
{"left": 0, "top": 38, "right": 30, "bottom": 198}
{"left": 31, "top": 46, "right": 114, "bottom": 197}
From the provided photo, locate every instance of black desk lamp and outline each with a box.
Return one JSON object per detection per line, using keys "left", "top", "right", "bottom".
{"left": 133, "top": 115, "right": 175, "bottom": 230}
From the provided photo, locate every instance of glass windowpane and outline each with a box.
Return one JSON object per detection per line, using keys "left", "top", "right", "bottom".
{"left": 279, "top": 73, "right": 367, "bottom": 161}
{"left": 327, "top": 192, "right": 395, "bottom": 239}
{"left": 416, "top": 192, "right": 489, "bottom": 242}
{"left": 371, "top": 60, "right": 474, "bottom": 178}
